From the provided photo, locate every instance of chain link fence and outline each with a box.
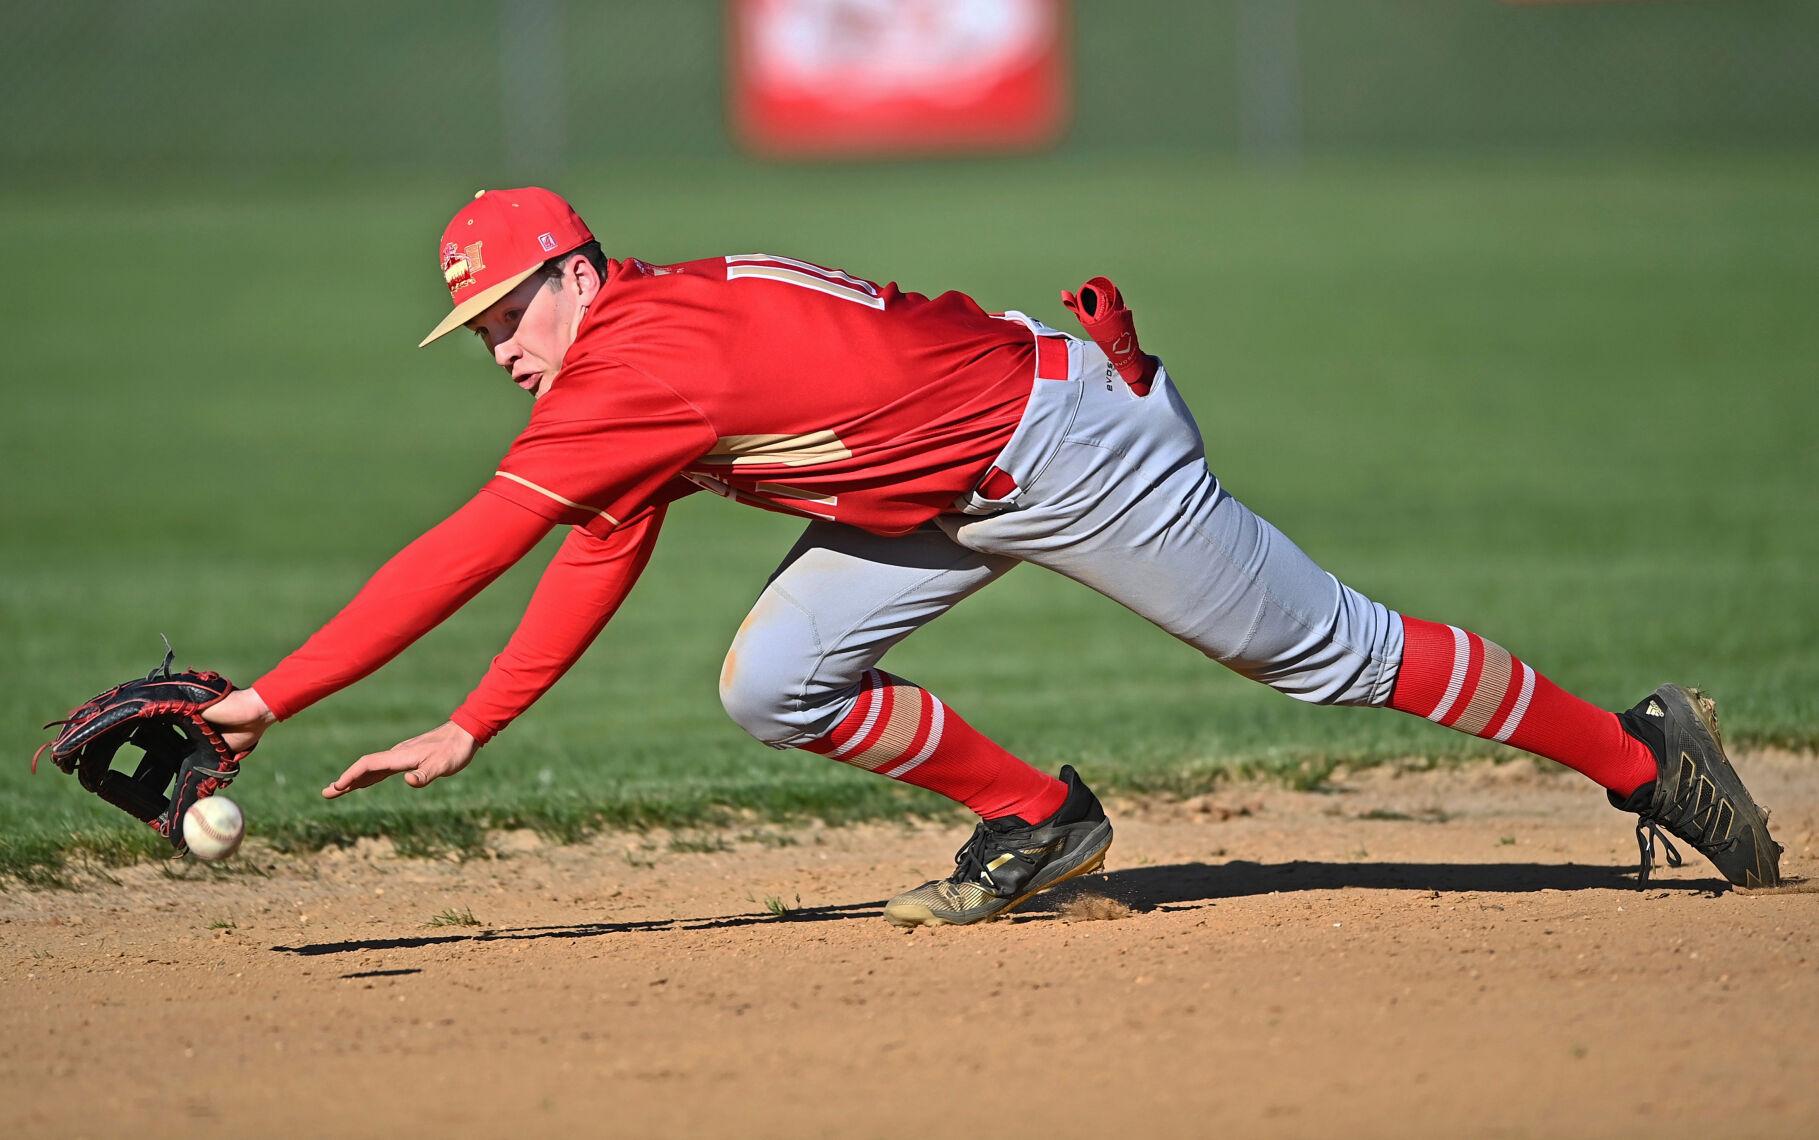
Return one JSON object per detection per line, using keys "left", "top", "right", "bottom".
{"left": 3, "top": 0, "right": 1814, "bottom": 183}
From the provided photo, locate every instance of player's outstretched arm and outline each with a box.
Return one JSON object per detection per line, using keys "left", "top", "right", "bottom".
{"left": 253, "top": 491, "right": 555, "bottom": 721}
{"left": 322, "top": 721, "right": 477, "bottom": 798}
{"left": 449, "top": 501, "right": 671, "bottom": 744}
{"left": 318, "top": 501, "right": 671, "bottom": 800}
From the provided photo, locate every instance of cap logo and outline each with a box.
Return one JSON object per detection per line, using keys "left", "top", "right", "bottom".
{"left": 538, "top": 231, "right": 558, "bottom": 252}
{"left": 441, "top": 240, "right": 486, "bottom": 292}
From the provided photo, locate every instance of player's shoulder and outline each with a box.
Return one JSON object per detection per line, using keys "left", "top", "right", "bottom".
{"left": 607, "top": 255, "right": 728, "bottom": 288}
{"left": 609, "top": 252, "right": 870, "bottom": 288}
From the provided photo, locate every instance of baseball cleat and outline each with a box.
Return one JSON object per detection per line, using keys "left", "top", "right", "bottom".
{"left": 1609, "top": 684, "right": 1782, "bottom": 889}
{"left": 884, "top": 765, "right": 1113, "bottom": 927}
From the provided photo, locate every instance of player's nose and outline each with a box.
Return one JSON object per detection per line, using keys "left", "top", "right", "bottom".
{"left": 492, "top": 337, "right": 520, "bottom": 371}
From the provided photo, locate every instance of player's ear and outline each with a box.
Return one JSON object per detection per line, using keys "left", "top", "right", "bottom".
{"left": 569, "top": 254, "right": 602, "bottom": 306}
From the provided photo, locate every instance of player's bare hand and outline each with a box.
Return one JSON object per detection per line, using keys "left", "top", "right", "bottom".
{"left": 202, "top": 686, "right": 277, "bottom": 756}
{"left": 323, "top": 721, "right": 478, "bottom": 799}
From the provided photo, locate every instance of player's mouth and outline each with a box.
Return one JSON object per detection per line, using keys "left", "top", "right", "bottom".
{"left": 513, "top": 371, "right": 541, "bottom": 394}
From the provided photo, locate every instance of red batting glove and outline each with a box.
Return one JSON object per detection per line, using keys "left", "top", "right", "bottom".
{"left": 1061, "top": 276, "right": 1156, "bottom": 396}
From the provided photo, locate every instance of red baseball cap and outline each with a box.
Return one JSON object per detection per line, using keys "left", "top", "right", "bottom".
{"left": 418, "top": 187, "right": 594, "bottom": 347}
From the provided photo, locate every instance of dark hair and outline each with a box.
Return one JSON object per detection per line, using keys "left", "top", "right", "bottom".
{"left": 539, "top": 240, "right": 609, "bottom": 284}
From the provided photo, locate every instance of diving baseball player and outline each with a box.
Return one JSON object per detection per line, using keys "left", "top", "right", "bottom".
{"left": 201, "top": 187, "right": 1781, "bottom": 924}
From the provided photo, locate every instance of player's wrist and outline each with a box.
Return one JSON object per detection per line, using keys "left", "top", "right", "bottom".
{"left": 249, "top": 673, "right": 304, "bottom": 722}
{"left": 448, "top": 708, "right": 493, "bottom": 747}
{"left": 203, "top": 685, "right": 276, "bottom": 729}
{"left": 238, "top": 686, "right": 277, "bottom": 726}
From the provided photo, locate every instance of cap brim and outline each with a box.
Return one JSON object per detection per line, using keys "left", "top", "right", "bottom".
{"left": 417, "top": 265, "right": 542, "bottom": 348}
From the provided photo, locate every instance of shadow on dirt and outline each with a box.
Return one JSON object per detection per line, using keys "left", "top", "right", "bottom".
{"left": 267, "top": 860, "right": 1706, "bottom": 957}
{"left": 1025, "top": 858, "right": 1694, "bottom": 915}
{"left": 269, "top": 898, "right": 888, "bottom": 957}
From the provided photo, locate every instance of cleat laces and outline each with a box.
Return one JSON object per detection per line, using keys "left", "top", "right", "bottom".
{"left": 1631, "top": 768, "right": 1742, "bottom": 888}
{"left": 949, "top": 822, "right": 1033, "bottom": 895}
{"left": 1632, "top": 818, "right": 1683, "bottom": 888}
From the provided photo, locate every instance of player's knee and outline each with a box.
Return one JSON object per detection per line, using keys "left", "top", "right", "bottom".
{"left": 1240, "top": 586, "right": 1401, "bottom": 708}
{"left": 720, "top": 647, "right": 861, "bottom": 749}
{"left": 718, "top": 651, "right": 793, "bottom": 745}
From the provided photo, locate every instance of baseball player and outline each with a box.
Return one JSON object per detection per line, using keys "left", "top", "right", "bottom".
{"left": 202, "top": 187, "right": 1780, "bottom": 925}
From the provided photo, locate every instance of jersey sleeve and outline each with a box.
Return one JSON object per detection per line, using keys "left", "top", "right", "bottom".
{"left": 449, "top": 501, "right": 669, "bottom": 744}
{"left": 254, "top": 490, "right": 555, "bottom": 720}
{"left": 481, "top": 359, "right": 716, "bottom": 539}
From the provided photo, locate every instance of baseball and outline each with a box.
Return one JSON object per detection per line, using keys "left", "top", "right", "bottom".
{"left": 182, "top": 796, "right": 245, "bottom": 860}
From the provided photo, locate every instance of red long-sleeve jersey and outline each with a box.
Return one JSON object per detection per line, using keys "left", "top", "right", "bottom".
{"left": 256, "top": 255, "right": 1042, "bottom": 740}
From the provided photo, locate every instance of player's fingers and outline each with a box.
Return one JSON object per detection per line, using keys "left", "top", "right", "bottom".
{"left": 402, "top": 748, "right": 465, "bottom": 789}
{"left": 321, "top": 751, "right": 415, "bottom": 799}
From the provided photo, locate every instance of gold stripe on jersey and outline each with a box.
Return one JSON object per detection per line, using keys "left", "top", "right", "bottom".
{"left": 493, "top": 470, "right": 619, "bottom": 526}
{"left": 750, "top": 481, "right": 838, "bottom": 504}
{"left": 725, "top": 264, "right": 888, "bottom": 309}
{"left": 725, "top": 253, "right": 878, "bottom": 291}
{"left": 699, "top": 431, "right": 853, "bottom": 468}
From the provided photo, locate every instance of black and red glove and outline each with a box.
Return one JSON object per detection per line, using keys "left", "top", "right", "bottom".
{"left": 33, "top": 646, "right": 247, "bottom": 853}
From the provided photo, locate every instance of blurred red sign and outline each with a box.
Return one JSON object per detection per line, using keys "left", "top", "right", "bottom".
{"left": 730, "top": 0, "right": 1069, "bottom": 156}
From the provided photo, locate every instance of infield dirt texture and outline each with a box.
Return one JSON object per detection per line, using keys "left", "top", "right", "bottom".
{"left": 4, "top": 756, "right": 1816, "bottom": 1138}
{"left": 4, "top": 157, "right": 1816, "bottom": 1135}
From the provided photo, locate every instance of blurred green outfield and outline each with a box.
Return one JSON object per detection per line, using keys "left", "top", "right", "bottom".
{"left": 4, "top": 153, "right": 1817, "bottom": 878}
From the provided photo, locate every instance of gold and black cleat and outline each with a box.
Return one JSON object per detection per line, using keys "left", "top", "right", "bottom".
{"left": 884, "top": 765, "right": 1113, "bottom": 927}
{"left": 1610, "top": 684, "right": 1782, "bottom": 890}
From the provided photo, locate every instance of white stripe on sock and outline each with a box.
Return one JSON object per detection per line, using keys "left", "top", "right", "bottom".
{"left": 1491, "top": 663, "right": 1537, "bottom": 743}
{"left": 827, "top": 670, "right": 885, "bottom": 761}
{"left": 883, "top": 692, "right": 946, "bottom": 779}
{"left": 1427, "top": 625, "right": 1472, "bottom": 724}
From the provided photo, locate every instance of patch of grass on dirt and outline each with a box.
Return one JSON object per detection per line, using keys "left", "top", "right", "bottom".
{"left": 254, "top": 780, "right": 942, "bottom": 860}
{"left": 754, "top": 894, "right": 800, "bottom": 919}
{"left": 669, "top": 833, "right": 733, "bottom": 854}
{"left": 425, "top": 907, "right": 480, "bottom": 928}
{"left": 738, "top": 830, "right": 799, "bottom": 848}
{"left": 1358, "top": 808, "right": 1452, "bottom": 824}
{"left": 0, "top": 826, "right": 169, "bottom": 890}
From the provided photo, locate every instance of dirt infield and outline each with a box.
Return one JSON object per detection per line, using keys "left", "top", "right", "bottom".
{"left": 4, "top": 754, "right": 1815, "bottom": 1139}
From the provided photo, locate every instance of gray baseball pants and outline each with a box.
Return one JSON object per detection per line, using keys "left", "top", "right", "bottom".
{"left": 718, "top": 316, "right": 1406, "bottom": 749}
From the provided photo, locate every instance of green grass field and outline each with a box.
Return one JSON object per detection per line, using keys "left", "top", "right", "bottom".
{"left": 5, "top": 153, "right": 1816, "bottom": 880}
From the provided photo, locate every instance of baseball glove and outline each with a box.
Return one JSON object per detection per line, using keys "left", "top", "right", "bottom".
{"left": 32, "top": 645, "right": 246, "bottom": 853}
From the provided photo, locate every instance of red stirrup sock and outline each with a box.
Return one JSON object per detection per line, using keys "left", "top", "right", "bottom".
{"left": 800, "top": 670, "right": 1069, "bottom": 822}
{"left": 1390, "top": 616, "right": 1657, "bottom": 797}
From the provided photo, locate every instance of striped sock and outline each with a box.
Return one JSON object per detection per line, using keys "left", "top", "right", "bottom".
{"left": 800, "top": 670, "right": 1068, "bottom": 822}
{"left": 1390, "top": 616, "right": 1656, "bottom": 796}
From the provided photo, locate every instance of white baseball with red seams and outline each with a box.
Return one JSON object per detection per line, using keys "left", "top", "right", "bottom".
{"left": 182, "top": 796, "right": 244, "bottom": 861}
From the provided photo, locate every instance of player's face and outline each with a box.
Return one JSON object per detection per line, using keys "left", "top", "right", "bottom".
{"left": 466, "top": 259, "right": 594, "bottom": 399}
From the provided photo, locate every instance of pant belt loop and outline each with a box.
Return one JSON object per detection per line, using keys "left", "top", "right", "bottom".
{"left": 1035, "top": 333, "right": 1070, "bottom": 383}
